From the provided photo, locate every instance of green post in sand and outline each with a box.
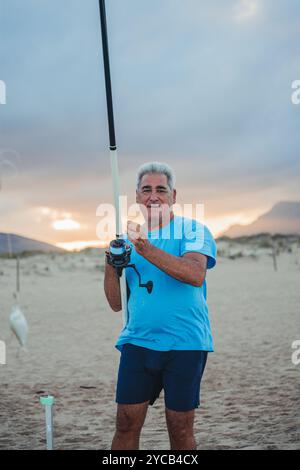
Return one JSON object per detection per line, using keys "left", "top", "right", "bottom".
{"left": 40, "top": 395, "right": 55, "bottom": 450}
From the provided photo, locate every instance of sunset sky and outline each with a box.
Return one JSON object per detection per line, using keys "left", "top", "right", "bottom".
{"left": 1, "top": 0, "right": 299, "bottom": 250}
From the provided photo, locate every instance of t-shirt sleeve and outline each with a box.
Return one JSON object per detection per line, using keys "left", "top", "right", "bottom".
{"left": 180, "top": 220, "right": 217, "bottom": 269}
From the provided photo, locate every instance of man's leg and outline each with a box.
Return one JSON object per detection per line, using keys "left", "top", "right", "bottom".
{"left": 165, "top": 408, "right": 196, "bottom": 450}
{"left": 111, "top": 401, "right": 149, "bottom": 450}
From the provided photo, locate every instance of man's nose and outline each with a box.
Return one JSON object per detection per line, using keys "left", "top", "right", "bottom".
{"left": 149, "top": 192, "right": 160, "bottom": 201}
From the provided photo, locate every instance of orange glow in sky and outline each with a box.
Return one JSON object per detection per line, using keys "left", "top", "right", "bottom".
{"left": 53, "top": 218, "right": 81, "bottom": 231}
{"left": 53, "top": 208, "right": 265, "bottom": 251}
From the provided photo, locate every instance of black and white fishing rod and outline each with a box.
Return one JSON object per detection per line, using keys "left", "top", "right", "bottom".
{"left": 98, "top": 0, "right": 128, "bottom": 325}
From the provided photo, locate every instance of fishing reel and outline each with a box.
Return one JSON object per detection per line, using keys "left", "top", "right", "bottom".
{"left": 106, "top": 239, "right": 153, "bottom": 294}
{"left": 106, "top": 239, "right": 131, "bottom": 276}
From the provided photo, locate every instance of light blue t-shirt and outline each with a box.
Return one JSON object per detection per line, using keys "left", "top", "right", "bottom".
{"left": 115, "top": 216, "right": 217, "bottom": 352}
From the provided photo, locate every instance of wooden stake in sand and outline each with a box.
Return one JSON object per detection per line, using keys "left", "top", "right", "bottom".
{"left": 16, "top": 255, "right": 20, "bottom": 294}
{"left": 269, "top": 235, "right": 278, "bottom": 272}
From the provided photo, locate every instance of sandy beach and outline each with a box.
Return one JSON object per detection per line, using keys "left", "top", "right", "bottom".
{"left": 0, "top": 241, "right": 299, "bottom": 450}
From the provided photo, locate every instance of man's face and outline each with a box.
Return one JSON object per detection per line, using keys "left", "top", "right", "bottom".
{"left": 136, "top": 173, "right": 176, "bottom": 227}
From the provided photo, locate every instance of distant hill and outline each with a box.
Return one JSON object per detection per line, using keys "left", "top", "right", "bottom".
{"left": 223, "top": 201, "right": 300, "bottom": 237}
{"left": 0, "top": 233, "right": 65, "bottom": 255}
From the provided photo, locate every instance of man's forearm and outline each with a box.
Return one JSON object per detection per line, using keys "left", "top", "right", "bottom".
{"left": 104, "top": 260, "right": 122, "bottom": 312}
{"left": 141, "top": 244, "right": 205, "bottom": 287}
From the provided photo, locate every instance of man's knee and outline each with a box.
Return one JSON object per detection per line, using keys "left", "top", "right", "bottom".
{"left": 116, "top": 403, "right": 148, "bottom": 434}
{"left": 165, "top": 408, "right": 195, "bottom": 441}
{"left": 116, "top": 412, "right": 142, "bottom": 434}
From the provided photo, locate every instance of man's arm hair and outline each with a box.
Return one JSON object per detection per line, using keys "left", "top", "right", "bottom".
{"left": 104, "top": 259, "right": 122, "bottom": 312}
{"left": 142, "top": 245, "right": 207, "bottom": 287}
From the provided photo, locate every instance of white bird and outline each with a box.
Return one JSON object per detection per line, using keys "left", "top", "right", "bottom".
{"left": 9, "top": 303, "right": 28, "bottom": 348}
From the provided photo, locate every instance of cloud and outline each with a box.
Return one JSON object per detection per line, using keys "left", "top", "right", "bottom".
{"left": 233, "top": 0, "right": 259, "bottom": 22}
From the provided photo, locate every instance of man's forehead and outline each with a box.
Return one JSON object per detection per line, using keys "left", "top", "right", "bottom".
{"left": 140, "top": 173, "right": 168, "bottom": 187}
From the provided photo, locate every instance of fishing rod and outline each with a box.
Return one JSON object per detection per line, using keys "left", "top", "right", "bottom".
{"left": 98, "top": 0, "right": 128, "bottom": 326}
{"left": 98, "top": 1, "right": 153, "bottom": 324}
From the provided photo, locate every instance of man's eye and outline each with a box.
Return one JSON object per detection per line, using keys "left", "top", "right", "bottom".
{"left": 142, "top": 189, "right": 151, "bottom": 193}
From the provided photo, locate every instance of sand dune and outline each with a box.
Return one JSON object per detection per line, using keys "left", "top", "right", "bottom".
{"left": 0, "top": 243, "right": 299, "bottom": 449}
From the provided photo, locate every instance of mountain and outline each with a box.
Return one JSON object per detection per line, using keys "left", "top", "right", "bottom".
{"left": 223, "top": 201, "right": 300, "bottom": 237}
{"left": 0, "top": 233, "right": 65, "bottom": 255}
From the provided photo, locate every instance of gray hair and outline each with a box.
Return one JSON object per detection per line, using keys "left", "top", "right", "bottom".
{"left": 136, "top": 162, "right": 176, "bottom": 191}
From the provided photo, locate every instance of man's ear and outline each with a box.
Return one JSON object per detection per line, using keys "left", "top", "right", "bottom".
{"left": 136, "top": 189, "right": 139, "bottom": 203}
{"left": 172, "top": 189, "right": 177, "bottom": 204}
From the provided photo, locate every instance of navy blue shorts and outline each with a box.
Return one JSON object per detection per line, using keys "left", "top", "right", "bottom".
{"left": 116, "top": 344, "right": 208, "bottom": 412}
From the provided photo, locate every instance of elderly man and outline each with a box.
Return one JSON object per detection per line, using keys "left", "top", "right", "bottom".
{"left": 104, "top": 162, "right": 217, "bottom": 450}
